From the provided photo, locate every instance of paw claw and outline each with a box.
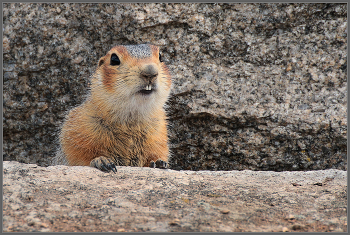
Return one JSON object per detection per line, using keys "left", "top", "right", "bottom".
{"left": 111, "top": 165, "right": 117, "bottom": 174}
{"left": 155, "top": 159, "right": 167, "bottom": 169}
{"left": 90, "top": 156, "right": 117, "bottom": 173}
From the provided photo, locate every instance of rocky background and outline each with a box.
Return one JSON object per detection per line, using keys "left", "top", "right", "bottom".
{"left": 3, "top": 3, "right": 347, "bottom": 170}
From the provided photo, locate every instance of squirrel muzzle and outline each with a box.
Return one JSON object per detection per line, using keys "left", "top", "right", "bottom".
{"left": 140, "top": 63, "right": 158, "bottom": 83}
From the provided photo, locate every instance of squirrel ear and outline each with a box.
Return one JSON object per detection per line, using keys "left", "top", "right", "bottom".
{"left": 98, "top": 58, "right": 105, "bottom": 67}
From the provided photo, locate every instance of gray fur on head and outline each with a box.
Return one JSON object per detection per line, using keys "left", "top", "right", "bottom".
{"left": 125, "top": 44, "right": 152, "bottom": 59}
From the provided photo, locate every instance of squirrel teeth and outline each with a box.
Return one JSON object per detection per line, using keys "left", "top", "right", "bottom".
{"left": 139, "top": 85, "right": 154, "bottom": 95}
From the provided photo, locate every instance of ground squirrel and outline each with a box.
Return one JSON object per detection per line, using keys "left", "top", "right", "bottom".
{"left": 54, "top": 44, "right": 172, "bottom": 172}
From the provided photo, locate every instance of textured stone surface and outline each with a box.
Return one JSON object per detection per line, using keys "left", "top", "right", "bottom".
{"left": 3, "top": 3, "right": 347, "bottom": 170}
{"left": 3, "top": 161, "right": 348, "bottom": 232}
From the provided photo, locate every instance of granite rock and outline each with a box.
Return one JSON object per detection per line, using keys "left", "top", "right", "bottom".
{"left": 3, "top": 161, "right": 347, "bottom": 232}
{"left": 3, "top": 3, "right": 347, "bottom": 170}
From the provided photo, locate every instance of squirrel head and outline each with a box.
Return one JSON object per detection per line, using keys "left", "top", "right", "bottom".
{"left": 91, "top": 44, "right": 172, "bottom": 123}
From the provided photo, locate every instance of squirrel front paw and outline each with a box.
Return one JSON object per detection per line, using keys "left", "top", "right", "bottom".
{"left": 90, "top": 156, "right": 117, "bottom": 173}
{"left": 149, "top": 159, "right": 168, "bottom": 169}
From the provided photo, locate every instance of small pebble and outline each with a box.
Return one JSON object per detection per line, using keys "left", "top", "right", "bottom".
{"left": 117, "top": 228, "right": 125, "bottom": 232}
{"left": 282, "top": 227, "right": 289, "bottom": 232}
{"left": 27, "top": 221, "right": 35, "bottom": 226}
{"left": 291, "top": 224, "right": 303, "bottom": 230}
{"left": 39, "top": 223, "right": 49, "bottom": 228}
{"left": 220, "top": 209, "right": 230, "bottom": 214}
{"left": 169, "top": 219, "right": 180, "bottom": 226}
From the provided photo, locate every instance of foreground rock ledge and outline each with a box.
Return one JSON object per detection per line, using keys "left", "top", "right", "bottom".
{"left": 3, "top": 161, "right": 347, "bottom": 232}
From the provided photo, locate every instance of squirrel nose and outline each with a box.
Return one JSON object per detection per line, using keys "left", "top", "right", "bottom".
{"left": 140, "top": 64, "right": 158, "bottom": 82}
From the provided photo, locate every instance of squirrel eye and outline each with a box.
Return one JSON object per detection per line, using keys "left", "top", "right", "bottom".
{"left": 110, "top": 53, "right": 120, "bottom": 66}
{"left": 159, "top": 53, "right": 162, "bottom": 62}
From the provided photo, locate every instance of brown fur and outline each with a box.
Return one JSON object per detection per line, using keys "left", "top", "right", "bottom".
{"left": 55, "top": 44, "right": 171, "bottom": 169}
